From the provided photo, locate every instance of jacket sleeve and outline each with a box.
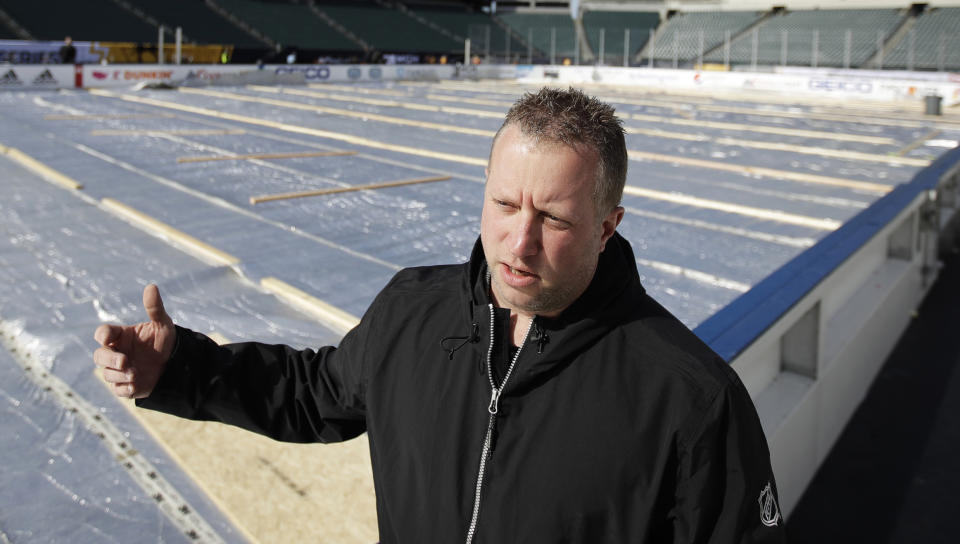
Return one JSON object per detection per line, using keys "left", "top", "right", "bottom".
{"left": 135, "top": 305, "right": 379, "bottom": 444}
{"left": 669, "top": 368, "right": 788, "bottom": 544}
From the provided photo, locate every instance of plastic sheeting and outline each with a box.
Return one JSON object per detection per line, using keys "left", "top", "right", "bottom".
{"left": 1, "top": 152, "right": 342, "bottom": 542}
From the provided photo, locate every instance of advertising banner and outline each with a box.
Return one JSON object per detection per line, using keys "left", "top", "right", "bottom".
{"left": 267, "top": 63, "right": 456, "bottom": 83}
{"left": 74, "top": 63, "right": 459, "bottom": 88}
{"left": 518, "top": 66, "right": 960, "bottom": 106}
{"left": 80, "top": 65, "right": 252, "bottom": 87}
{"left": 0, "top": 65, "right": 74, "bottom": 90}
{"left": 0, "top": 40, "right": 107, "bottom": 64}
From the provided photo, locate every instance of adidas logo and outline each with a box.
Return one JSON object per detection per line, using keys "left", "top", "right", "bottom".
{"left": 0, "top": 69, "right": 22, "bottom": 85}
{"left": 32, "top": 69, "right": 58, "bottom": 85}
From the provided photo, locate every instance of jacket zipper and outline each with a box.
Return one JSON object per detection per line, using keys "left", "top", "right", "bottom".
{"left": 465, "top": 304, "right": 535, "bottom": 544}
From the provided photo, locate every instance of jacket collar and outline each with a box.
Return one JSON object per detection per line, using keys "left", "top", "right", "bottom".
{"left": 462, "top": 232, "right": 646, "bottom": 386}
{"left": 465, "top": 231, "right": 644, "bottom": 316}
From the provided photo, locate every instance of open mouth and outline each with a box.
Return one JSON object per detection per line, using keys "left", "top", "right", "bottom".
{"left": 501, "top": 263, "right": 539, "bottom": 287}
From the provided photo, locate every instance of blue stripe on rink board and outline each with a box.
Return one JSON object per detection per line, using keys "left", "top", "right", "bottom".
{"left": 695, "top": 144, "right": 960, "bottom": 362}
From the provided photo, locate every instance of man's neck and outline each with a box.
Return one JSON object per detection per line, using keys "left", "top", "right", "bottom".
{"left": 509, "top": 311, "right": 533, "bottom": 347}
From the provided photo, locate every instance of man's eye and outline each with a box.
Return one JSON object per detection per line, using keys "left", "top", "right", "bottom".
{"left": 544, "top": 214, "right": 570, "bottom": 228}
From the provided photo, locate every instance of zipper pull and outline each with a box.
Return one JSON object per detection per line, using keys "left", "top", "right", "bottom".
{"left": 488, "top": 387, "right": 501, "bottom": 415}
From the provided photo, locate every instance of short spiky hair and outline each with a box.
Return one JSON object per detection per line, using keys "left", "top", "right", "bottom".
{"left": 492, "top": 87, "right": 628, "bottom": 216}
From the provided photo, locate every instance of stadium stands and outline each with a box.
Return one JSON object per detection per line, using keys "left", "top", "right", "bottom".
{"left": 216, "top": 0, "right": 355, "bottom": 50}
{"left": 0, "top": 0, "right": 956, "bottom": 69}
{"left": 0, "top": 0, "right": 157, "bottom": 42}
{"left": 883, "top": 7, "right": 960, "bottom": 70}
{"left": 407, "top": 3, "right": 525, "bottom": 58}
{"left": 121, "top": 0, "right": 263, "bottom": 47}
{"left": 497, "top": 12, "right": 577, "bottom": 62}
{"left": 647, "top": 11, "right": 761, "bottom": 64}
{"left": 581, "top": 10, "right": 659, "bottom": 65}
{"left": 319, "top": 3, "right": 462, "bottom": 53}
{"left": 703, "top": 9, "right": 904, "bottom": 68}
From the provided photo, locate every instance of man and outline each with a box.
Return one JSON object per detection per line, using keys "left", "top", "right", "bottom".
{"left": 94, "top": 88, "right": 786, "bottom": 542}
{"left": 59, "top": 36, "right": 76, "bottom": 64}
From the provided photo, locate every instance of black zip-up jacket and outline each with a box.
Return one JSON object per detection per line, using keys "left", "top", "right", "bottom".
{"left": 139, "top": 233, "right": 787, "bottom": 543}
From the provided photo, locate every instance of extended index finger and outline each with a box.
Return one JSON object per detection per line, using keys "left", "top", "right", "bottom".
{"left": 94, "top": 323, "right": 123, "bottom": 347}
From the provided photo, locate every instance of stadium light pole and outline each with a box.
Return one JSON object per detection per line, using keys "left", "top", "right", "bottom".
{"left": 876, "top": 30, "right": 884, "bottom": 70}
{"left": 781, "top": 29, "right": 787, "bottom": 67}
{"left": 648, "top": 28, "right": 655, "bottom": 68}
{"left": 843, "top": 29, "right": 851, "bottom": 70}
{"left": 158, "top": 25, "right": 164, "bottom": 65}
{"left": 623, "top": 28, "right": 629, "bottom": 67}
{"left": 175, "top": 27, "right": 182, "bottom": 65}
{"left": 724, "top": 30, "right": 730, "bottom": 70}
{"left": 527, "top": 28, "right": 533, "bottom": 64}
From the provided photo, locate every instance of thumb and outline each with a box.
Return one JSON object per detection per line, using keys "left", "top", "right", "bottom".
{"left": 143, "top": 284, "right": 173, "bottom": 326}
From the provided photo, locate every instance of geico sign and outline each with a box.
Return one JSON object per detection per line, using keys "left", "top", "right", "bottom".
{"left": 808, "top": 79, "right": 873, "bottom": 93}
{"left": 274, "top": 66, "right": 330, "bottom": 80}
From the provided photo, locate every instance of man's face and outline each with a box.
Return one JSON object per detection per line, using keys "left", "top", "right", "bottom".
{"left": 481, "top": 124, "right": 623, "bottom": 319}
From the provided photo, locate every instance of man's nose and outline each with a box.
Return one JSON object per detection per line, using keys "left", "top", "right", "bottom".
{"left": 510, "top": 214, "right": 540, "bottom": 258}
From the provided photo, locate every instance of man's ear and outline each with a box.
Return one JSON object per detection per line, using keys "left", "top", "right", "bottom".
{"left": 599, "top": 206, "right": 624, "bottom": 252}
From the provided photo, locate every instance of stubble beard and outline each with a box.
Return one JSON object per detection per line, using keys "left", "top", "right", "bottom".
{"left": 488, "top": 259, "right": 596, "bottom": 317}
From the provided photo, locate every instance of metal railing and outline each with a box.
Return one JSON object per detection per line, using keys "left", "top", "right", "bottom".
{"left": 465, "top": 24, "right": 960, "bottom": 71}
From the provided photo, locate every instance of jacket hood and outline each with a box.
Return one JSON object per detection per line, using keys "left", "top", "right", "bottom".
{"left": 462, "top": 231, "right": 646, "bottom": 388}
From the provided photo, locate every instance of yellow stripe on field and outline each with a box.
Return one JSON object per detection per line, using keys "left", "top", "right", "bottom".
{"left": 87, "top": 89, "right": 488, "bottom": 166}
{"left": 623, "top": 206, "right": 816, "bottom": 248}
{"left": 248, "top": 86, "right": 505, "bottom": 118}
{"left": 307, "top": 82, "right": 409, "bottom": 96}
{"left": 177, "top": 150, "right": 356, "bottom": 163}
{"left": 91, "top": 128, "right": 245, "bottom": 136}
{"left": 426, "top": 93, "right": 515, "bottom": 108}
{"left": 622, "top": 186, "right": 842, "bottom": 231}
{"left": 636, "top": 257, "right": 751, "bottom": 292}
{"left": 628, "top": 150, "right": 893, "bottom": 193}
{"left": 100, "top": 198, "right": 240, "bottom": 267}
{"left": 178, "top": 87, "right": 497, "bottom": 137}
{"left": 0, "top": 143, "right": 84, "bottom": 190}
{"left": 694, "top": 103, "right": 960, "bottom": 129}
{"left": 705, "top": 135, "right": 928, "bottom": 167}
{"left": 260, "top": 277, "right": 360, "bottom": 335}
{"left": 250, "top": 175, "right": 452, "bottom": 204}
{"left": 896, "top": 129, "right": 942, "bottom": 157}
{"left": 44, "top": 113, "right": 175, "bottom": 120}
{"left": 627, "top": 112, "right": 896, "bottom": 145}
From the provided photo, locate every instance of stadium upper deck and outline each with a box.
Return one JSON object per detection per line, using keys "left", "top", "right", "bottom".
{"left": 2, "top": 1, "right": 960, "bottom": 69}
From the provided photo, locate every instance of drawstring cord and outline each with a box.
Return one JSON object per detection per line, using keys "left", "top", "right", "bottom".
{"left": 440, "top": 322, "right": 480, "bottom": 360}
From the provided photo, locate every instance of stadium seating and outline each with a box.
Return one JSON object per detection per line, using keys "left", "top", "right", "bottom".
{"left": 648, "top": 11, "right": 761, "bottom": 63}
{"left": 0, "top": 0, "right": 157, "bottom": 42}
{"left": 882, "top": 7, "right": 960, "bottom": 70}
{"left": 319, "top": 3, "right": 462, "bottom": 53}
{"left": 121, "top": 0, "right": 263, "bottom": 47}
{"left": 216, "top": 0, "right": 355, "bottom": 50}
{"left": 497, "top": 12, "right": 578, "bottom": 61}
{"left": 581, "top": 10, "right": 659, "bottom": 64}
{"left": 703, "top": 9, "right": 904, "bottom": 68}
{"left": 407, "top": 3, "right": 525, "bottom": 58}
